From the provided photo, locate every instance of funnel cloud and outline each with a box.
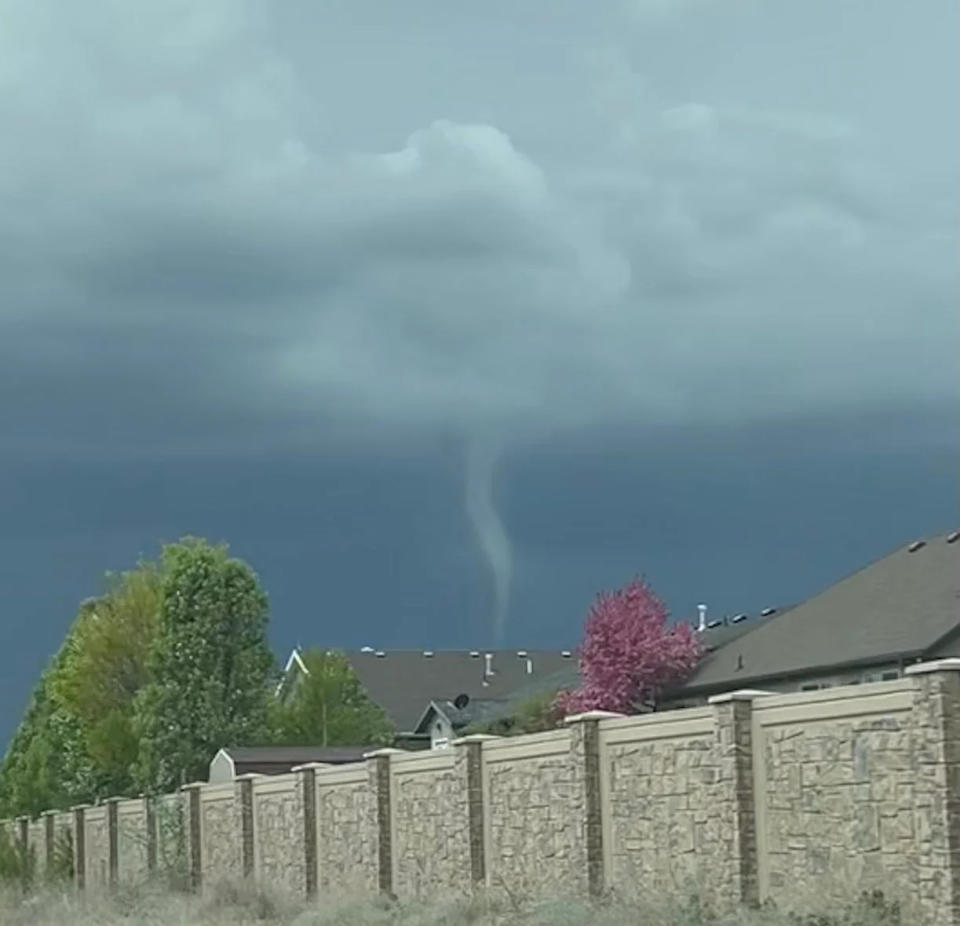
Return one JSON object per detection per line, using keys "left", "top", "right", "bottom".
{"left": 465, "top": 436, "right": 513, "bottom": 644}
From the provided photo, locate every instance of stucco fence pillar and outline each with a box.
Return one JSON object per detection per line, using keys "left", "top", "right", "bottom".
{"left": 705, "top": 689, "right": 774, "bottom": 911}
{"left": 450, "top": 733, "right": 499, "bottom": 892}
{"left": 70, "top": 803, "right": 91, "bottom": 890}
{"left": 180, "top": 781, "right": 204, "bottom": 892}
{"left": 562, "top": 710, "right": 626, "bottom": 899}
{"left": 903, "top": 658, "right": 960, "bottom": 925}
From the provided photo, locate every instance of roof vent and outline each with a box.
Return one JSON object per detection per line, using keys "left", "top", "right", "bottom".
{"left": 908, "top": 539, "right": 926, "bottom": 553}
{"left": 360, "top": 646, "right": 374, "bottom": 653}
{"left": 947, "top": 531, "right": 960, "bottom": 544}
{"left": 730, "top": 613, "right": 748, "bottom": 623}
{"left": 736, "top": 654, "right": 744, "bottom": 671}
{"left": 760, "top": 607, "right": 776, "bottom": 617}
{"left": 516, "top": 650, "right": 528, "bottom": 658}
{"left": 423, "top": 650, "right": 434, "bottom": 657}
{"left": 469, "top": 650, "right": 480, "bottom": 657}
{"left": 374, "top": 650, "right": 386, "bottom": 658}
{"left": 706, "top": 619, "right": 722, "bottom": 629}
{"left": 697, "top": 603, "right": 708, "bottom": 632}
{"left": 561, "top": 650, "right": 572, "bottom": 658}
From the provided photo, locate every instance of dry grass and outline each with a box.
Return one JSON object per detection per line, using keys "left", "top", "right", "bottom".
{"left": 0, "top": 878, "right": 902, "bottom": 926}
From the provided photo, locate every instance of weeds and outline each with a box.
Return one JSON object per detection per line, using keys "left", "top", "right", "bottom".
{"left": 0, "top": 878, "right": 907, "bottom": 926}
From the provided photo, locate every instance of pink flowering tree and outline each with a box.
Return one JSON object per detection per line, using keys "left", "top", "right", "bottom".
{"left": 556, "top": 576, "right": 705, "bottom": 716}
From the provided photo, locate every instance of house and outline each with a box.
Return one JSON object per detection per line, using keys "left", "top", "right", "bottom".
{"left": 412, "top": 612, "right": 779, "bottom": 734}
{"left": 275, "top": 647, "right": 577, "bottom": 749}
{"left": 407, "top": 695, "right": 508, "bottom": 749}
{"left": 208, "top": 745, "right": 371, "bottom": 783}
{"left": 663, "top": 529, "right": 960, "bottom": 706}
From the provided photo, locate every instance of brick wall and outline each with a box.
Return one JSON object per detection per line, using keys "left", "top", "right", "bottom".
{"left": 9, "top": 659, "right": 960, "bottom": 925}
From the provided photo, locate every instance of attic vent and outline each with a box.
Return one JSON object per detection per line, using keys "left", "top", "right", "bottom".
{"left": 423, "top": 651, "right": 434, "bottom": 657}
{"left": 706, "top": 620, "right": 722, "bottom": 629}
{"left": 730, "top": 614, "right": 748, "bottom": 623}
{"left": 908, "top": 539, "right": 926, "bottom": 552}
{"left": 946, "top": 531, "right": 959, "bottom": 544}
{"left": 760, "top": 607, "right": 776, "bottom": 617}
{"left": 374, "top": 650, "right": 386, "bottom": 658}
{"left": 360, "top": 646, "right": 374, "bottom": 653}
{"left": 469, "top": 650, "right": 480, "bottom": 657}
{"left": 561, "top": 650, "right": 572, "bottom": 658}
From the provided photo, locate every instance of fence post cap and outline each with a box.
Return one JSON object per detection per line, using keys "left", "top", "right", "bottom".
{"left": 290, "top": 762, "right": 330, "bottom": 772}
{"left": 708, "top": 689, "right": 776, "bottom": 704}
{"left": 451, "top": 733, "right": 501, "bottom": 745}
{"left": 363, "top": 747, "right": 406, "bottom": 759}
{"left": 905, "top": 658, "right": 960, "bottom": 676}
{"left": 563, "top": 710, "right": 626, "bottom": 724}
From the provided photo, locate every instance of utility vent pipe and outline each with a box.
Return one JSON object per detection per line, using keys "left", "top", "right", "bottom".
{"left": 697, "top": 603, "right": 708, "bottom": 632}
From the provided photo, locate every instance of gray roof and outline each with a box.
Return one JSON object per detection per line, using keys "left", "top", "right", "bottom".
{"left": 342, "top": 650, "right": 576, "bottom": 732}
{"left": 222, "top": 745, "right": 370, "bottom": 767}
{"left": 412, "top": 697, "right": 510, "bottom": 734}
{"left": 675, "top": 530, "right": 960, "bottom": 695}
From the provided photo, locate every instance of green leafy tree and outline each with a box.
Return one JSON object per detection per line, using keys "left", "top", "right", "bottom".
{"left": 0, "top": 648, "right": 95, "bottom": 817}
{"left": 132, "top": 538, "right": 277, "bottom": 792}
{"left": 271, "top": 649, "right": 393, "bottom": 747}
{"left": 51, "top": 563, "right": 161, "bottom": 795}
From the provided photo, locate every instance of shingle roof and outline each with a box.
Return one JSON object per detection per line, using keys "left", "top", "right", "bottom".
{"left": 412, "top": 697, "right": 510, "bottom": 734}
{"left": 675, "top": 530, "right": 960, "bottom": 695}
{"left": 342, "top": 650, "right": 575, "bottom": 732}
{"left": 223, "top": 745, "right": 370, "bottom": 765}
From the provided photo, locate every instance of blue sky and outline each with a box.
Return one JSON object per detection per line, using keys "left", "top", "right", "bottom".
{"left": 0, "top": 0, "right": 957, "bottom": 746}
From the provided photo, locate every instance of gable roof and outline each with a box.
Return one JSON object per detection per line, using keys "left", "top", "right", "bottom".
{"left": 340, "top": 650, "right": 576, "bottom": 733}
{"left": 412, "top": 697, "right": 509, "bottom": 735}
{"left": 675, "top": 530, "right": 960, "bottom": 695}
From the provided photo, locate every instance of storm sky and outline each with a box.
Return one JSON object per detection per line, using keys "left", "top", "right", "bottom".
{"left": 1, "top": 0, "right": 957, "bottom": 745}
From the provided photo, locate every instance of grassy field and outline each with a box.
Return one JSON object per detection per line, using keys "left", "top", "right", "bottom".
{"left": 0, "top": 879, "right": 902, "bottom": 926}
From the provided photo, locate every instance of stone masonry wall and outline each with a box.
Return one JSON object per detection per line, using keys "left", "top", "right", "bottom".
{"left": 751, "top": 679, "right": 929, "bottom": 920}
{"left": 9, "top": 663, "right": 960, "bottom": 922}
{"left": 251, "top": 774, "right": 303, "bottom": 895}
{"left": 154, "top": 793, "right": 185, "bottom": 878}
{"left": 599, "top": 708, "right": 732, "bottom": 904}
{"left": 390, "top": 748, "right": 470, "bottom": 899}
{"left": 116, "top": 799, "right": 149, "bottom": 883}
{"left": 27, "top": 819, "right": 45, "bottom": 879}
{"left": 482, "top": 728, "right": 586, "bottom": 901}
{"left": 315, "top": 765, "right": 378, "bottom": 896}
{"left": 200, "top": 784, "right": 239, "bottom": 885}
{"left": 83, "top": 806, "right": 110, "bottom": 889}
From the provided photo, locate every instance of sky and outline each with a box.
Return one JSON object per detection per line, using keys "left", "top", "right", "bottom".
{"left": 0, "top": 0, "right": 957, "bottom": 746}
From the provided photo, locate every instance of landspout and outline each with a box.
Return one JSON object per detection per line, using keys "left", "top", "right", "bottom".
{"left": 465, "top": 436, "right": 512, "bottom": 645}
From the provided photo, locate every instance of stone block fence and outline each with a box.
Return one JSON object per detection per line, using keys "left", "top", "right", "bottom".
{"left": 3, "top": 659, "right": 960, "bottom": 925}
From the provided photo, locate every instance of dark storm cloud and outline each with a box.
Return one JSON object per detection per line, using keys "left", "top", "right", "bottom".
{"left": 0, "top": 0, "right": 956, "bottom": 743}
{"left": 0, "top": 0, "right": 954, "bottom": 461}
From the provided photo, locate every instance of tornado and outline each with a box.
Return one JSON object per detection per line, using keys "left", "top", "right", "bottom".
{"left": 465, "top": 435, "right": 512, "bottom": 645}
